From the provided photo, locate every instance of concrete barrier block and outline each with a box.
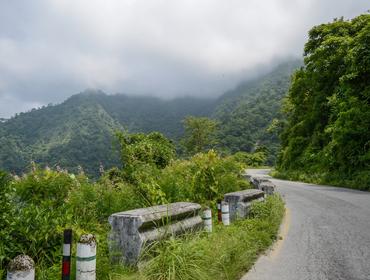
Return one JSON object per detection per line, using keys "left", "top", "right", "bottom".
{"left": 259, "top": 181, "right": 275, "bottom": 195}
{"left": 224, "top": 189, "right": 265, "bottom": 221}
{"left": 250, "top": 176, "right": 270, "bottom": 189}
{"left": 108, "top": 202, "right": 203, "bottom": 265}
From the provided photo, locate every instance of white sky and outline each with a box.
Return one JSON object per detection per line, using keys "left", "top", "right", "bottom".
{"left": 0, "top": 0, "right": 368, "bottom": 117}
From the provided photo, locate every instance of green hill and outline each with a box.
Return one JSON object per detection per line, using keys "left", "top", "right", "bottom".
{"left": 0, "top": 91, "right": 215, "bottom": 176}
{"left": 214, "top": 60, "right": 302, "bottom": 163}
{"left": 0, "top": 60, "right": 300, "bottom": 176}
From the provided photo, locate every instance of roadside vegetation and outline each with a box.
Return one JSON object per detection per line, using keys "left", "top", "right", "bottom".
{"left": 0, "top": 117, "right": 284, "bottom": 279}
{"left": 277, "top": 14, "right": 370, "bottom": 191}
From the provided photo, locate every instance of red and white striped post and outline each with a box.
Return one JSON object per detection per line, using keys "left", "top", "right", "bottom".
{"left": 62, "top": 229, "right": 72, "bottom": 280}
{"left": 217, "top": 199, "right": 222, "bottom": 224}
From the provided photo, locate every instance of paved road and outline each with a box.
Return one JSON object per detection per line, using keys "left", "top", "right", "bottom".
{"left": 242, "top": 169, "right": 370, "bottom": 280}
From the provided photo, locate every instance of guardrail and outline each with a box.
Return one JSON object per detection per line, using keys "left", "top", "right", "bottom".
{"left": 224, "top": 189, "right": 265, "bottom": 221}
{"left": 108, "top": 202, "right": 203, "bottom": 265}
{"left": 247, "top": 174, "right": 276, "bottom": 195}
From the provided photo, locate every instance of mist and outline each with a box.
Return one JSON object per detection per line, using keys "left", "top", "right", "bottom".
{"left": 0, "top": 0, "right": 368, "bottom": 117}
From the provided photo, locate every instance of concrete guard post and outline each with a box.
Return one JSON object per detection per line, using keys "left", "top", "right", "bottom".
{"left": 259, "top": 181, "right": 276, "bottom": 195}
{"left": 7, "top": 255, "right": 35, "bottom": 280}
{"left": 221, "top": 201, "right": 230, "bottom": 226}
{"left": 202, "top": 208, "right": 212, "bottom": 232}
{"left": 224, "top": 189, "right": 265, "bottom": 221}
{"left": 76, "top": 234, "right": 96, "bottom": 280}
{"left": 249, "top": 176, "right": 276, "bottom": 195}
{"left": 108, "top": 202, "right": 203, "bottom": 265}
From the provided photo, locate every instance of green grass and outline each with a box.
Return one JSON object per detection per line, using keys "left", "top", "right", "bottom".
{"left": 33, "top": 195, "right": 284, "bottom": 280}
{"left": 40, "top": 194, "right": 283, "bottom": 280}
{"left": 271, "top": 169, "right": 370, "bottom": 191}
{"left": 126, "top": 194, "right": 285, "bottom": 280}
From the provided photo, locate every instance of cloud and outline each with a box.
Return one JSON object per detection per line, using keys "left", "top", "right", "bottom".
{"left": 0, "top": 0, "right": 368, "bottom": 117}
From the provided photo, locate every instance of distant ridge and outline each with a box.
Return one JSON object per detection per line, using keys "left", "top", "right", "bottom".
{"left": 0, "top": 60, "right": 301, "bottom": 177}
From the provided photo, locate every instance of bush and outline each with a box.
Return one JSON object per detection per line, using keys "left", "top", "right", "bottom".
{"left": 158, "top": 150, "right": 250, "bottom": 205}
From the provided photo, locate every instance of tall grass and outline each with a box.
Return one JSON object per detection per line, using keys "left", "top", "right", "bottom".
{"left": 139, "top": 195, "right": 284, "bottom": 280}
{"left": 271, "top": 169, "right": 370, "bottom": 191}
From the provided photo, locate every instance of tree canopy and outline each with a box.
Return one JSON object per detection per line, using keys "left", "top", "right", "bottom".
{"left": 181, "top": 116, "right": 219, "bottom": 155}
{"left": 277, "top": 14, "right": 370, "bottom": 190}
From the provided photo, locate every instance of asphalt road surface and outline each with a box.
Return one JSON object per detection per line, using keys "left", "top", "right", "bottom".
{"left": 241, "top": 169, "right": 370, "bottom": 280}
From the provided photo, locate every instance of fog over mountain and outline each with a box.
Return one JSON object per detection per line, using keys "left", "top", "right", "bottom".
{"left": 0, "top": 0, "right": 368, "bottom": 117}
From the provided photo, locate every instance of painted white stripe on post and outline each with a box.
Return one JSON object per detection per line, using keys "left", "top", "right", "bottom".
{"left": 63, "top": 244, "right": 71, "bottom": 256}
{"left": 221, "top": 201, "right": 230, "bottom": 226}
{"left": 7, "top": 255, "right": 35, "bottom": 280}
{"left": 76, "top": 234, "right": 96, "bottom": 280}
{"left": 202, "top": 208, "right": 212, "bottom": 232}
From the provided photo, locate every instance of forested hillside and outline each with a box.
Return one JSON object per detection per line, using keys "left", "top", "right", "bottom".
{"left": 0, "top": 97, "right": 123, "bottom": 176}
{"left": 0, "top": 92, "right": 215, "bottom": 176}
{"left": 0, "top": 61, "right": 300, "bottom": 176}
{"left": 277, "top": 14, "right": 370, "bottom": 190}
{"left": 214, "top": 60, "right": 301, "bottom": 163}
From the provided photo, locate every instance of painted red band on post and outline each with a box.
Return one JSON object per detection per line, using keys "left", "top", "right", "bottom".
{"left": 62, "top": 229, "right": 72, "bottom": 280}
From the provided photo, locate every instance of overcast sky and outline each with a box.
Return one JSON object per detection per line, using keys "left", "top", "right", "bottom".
{"left": 0, "top": 0, "right": 368, "bottom": 118}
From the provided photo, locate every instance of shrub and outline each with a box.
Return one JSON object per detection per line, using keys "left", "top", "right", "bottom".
{"left": 158, "top": 150, "right": 249, "bottom": 205}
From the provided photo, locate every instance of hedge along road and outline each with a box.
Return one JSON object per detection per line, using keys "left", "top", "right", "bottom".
{"left": 242, "top": 169, "right": 370, "bottom": 280}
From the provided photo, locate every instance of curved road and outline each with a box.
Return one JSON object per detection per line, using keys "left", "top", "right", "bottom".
{"left": 242, "top": 169, "right": 370, "bottom": 280}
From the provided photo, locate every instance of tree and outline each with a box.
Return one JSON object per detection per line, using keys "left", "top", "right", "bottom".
{"left": 277, "top": 14, "right": 370, "bottom": 190}
{"left": 180, "top": 116, "right": 219, "bottom": 155}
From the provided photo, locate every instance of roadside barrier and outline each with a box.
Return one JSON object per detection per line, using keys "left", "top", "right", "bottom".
{"left": 248, "top": 175, "right": 276, "bottom": 195}
{"left": 76, "top": 234, "right": 96, "bottom": 280}
{"left": 224, "top": 189, "right": 265, "bottom": 221}
{"left": 109, "top": 202, "right": 203, "bottom": 265}
{"left": 202, "top": 207, "right": 212, "bottom": 232}
{"left": 221, "top": 201, "right": 230, "bottom": 226}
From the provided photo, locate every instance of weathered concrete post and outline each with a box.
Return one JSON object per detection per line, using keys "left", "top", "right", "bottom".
{"left": 76, "top": 234, "right": 96, "bottom": 280}
{"left": 224, "top": 189, "right": 265, "bottom": 221}
{"left": 259, "top": 181, "right": 275, "bottom": 195}
{"left": 202, "top": 208, "right": 212, "bottom": 232}
{"left": 109, "top": 202, "right": 203, "bottom": 265}
{"left": 221, "top": 201, "right": 230, "bottom": 226}
{"left": 7, "top": 255, "right": 35, "bottom": 280}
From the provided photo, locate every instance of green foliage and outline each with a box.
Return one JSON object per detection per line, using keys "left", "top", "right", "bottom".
{"left": 213, "top": 61, "right": 301, "bottom": 164}
{"left": 116, "top": 131, "right": 175, "bottom": 170}
{"left": 0, "top": 165, "right": 144, "bottom": 279}
{"left": 158, "top": 150, "right": 249, "bottom": 204}
{"left": 0, "top": 91, "right": 214, "bottom": 178}
{"left": 115, "top": 131, "right": 175, "bottom": 205}
{"left": 278, "top": 14, "right": 370, "bottom": 190}
{"left": 232, "top": 151, "right": 267, "bottom": 167}
{"left": 0, "top": 61, "right": 300, "bottom": 177}
{"left": 0, "top": 171, "right": 17, "bottom": 268}
{"left": 180, "top": 116, "right": 219, "bottom": 155}
{"left": 0, "top": 128, "right": 285, "bottom": 279}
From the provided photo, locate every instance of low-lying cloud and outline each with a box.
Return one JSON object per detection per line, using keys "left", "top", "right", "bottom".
{"left": 0, "top": 0, "right": 368, "bottom": 117}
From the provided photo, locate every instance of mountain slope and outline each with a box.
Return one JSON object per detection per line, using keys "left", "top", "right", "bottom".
{"left": 214, "top": 60, "right": 302, "bottom": 163}
{"left": 0, "top": 97, "right": 123, "bottom": 175}
{"left": 0, "top": 60, "right": 300, "bottom": 176}
{"left": 0, "top": 92, "right": 215, "bottom": 176}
